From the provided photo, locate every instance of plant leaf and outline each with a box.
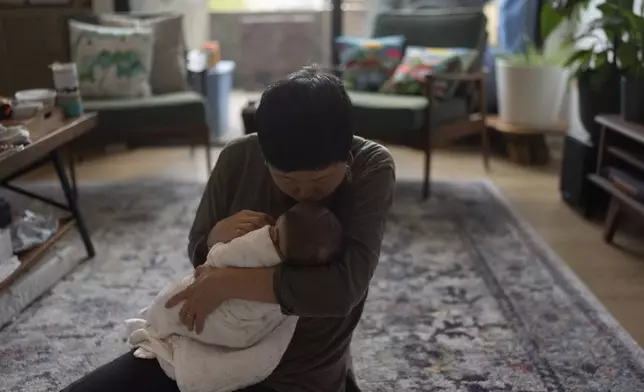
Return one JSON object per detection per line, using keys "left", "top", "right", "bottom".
{"left": 564, "top": 48, "right": 594, "bottom": 68}
{"left": 617, "top": 40, "right": 639, "bottom": 69}
{"left": 592, "top": 63, "right": 615, "bottom": 90}
{"left": 541, "top": 2, "right": 565, "bottom": 43}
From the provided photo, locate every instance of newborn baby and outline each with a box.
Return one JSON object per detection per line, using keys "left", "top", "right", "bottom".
{"left": 125, "top": 202, "right": 342, "bottom": 392}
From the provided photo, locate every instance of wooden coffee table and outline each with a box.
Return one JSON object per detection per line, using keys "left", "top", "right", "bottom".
{"left": 0, "top": 112, "right": 97, "bottom": 293}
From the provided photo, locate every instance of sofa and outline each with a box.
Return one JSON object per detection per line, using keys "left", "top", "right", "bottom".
{"left": 0, "top": 8, "right": 211, "bottom": 171}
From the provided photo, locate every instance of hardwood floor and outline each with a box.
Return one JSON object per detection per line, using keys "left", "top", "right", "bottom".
{"left": 20, "top": 143, "right": 644, "bottom": 347}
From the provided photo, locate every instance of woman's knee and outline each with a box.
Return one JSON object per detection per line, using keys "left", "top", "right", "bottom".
{"left": 60, "top": 351, "right": 179, "bottom": 392}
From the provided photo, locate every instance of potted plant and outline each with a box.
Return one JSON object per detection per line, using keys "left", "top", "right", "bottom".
{"left": 495, "top": 45, "right": 571, "bottom": 128}
{"left": 494, "top": 1, "right": 574, "bottom": 129}
{"left": 558, "top": 0, "right": 634, "bottom": 141}
{"left": 615, "top": 2, "right": 644, "bottom": 123}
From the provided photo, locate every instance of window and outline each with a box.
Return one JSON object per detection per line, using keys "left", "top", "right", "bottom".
{"left": 484, "top": 1, "right": 499, "bottom": 46}
{"left": 210, "top": 0, "right": 326, "bottom": 11}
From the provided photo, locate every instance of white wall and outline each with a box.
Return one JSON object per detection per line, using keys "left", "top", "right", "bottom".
{"left": 92, "top": 0, "right": 208, "bottom": 49}
{"left": 92, "top": 0, "right": 113, "bottom": 12}
{"left": 130, "top": 0, "right": 210, "bottom": 49}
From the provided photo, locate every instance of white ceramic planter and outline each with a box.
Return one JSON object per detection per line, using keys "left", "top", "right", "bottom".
{"left": 495, "top": 58, "right": 568, "bottom": 129}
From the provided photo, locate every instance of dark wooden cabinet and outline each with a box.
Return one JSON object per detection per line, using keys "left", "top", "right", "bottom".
{"left": 0, "top": 6, "right": 90, "bottom": 96}
{"left": 589, "top": 115, "right": 644, "bottom": 244}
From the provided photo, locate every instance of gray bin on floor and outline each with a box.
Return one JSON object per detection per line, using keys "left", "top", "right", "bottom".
{"left": 188, "top": 58, "right": 236, "bottom": 140}
{"left": 206, "top": 61, "right": 236, "bottom": 139}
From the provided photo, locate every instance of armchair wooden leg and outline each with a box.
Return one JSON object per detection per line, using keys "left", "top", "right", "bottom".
{"left": 481, "top": 123, "right": 491, "bottom": 171}
{"left": 204, "top": 127, "right": 212, "bottom": 174}
{"left": 423, "top": 76, "right": 435, "bottom": 200}
{"left": 206, "top": 145, "right": 212, "bottom": 173}
{"left": 604, "top": 196, "right": 622, "bottom": 244}
{"left": 422, "top": 132, "right": 433, "bottom": 200}
{"left": 478, "top": 77, "right": 490, "bottom": 172}
{"left": 423, "top": 147, "right": 431, "bottom": 200}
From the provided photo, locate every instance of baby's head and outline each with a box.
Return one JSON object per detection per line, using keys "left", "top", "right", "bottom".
{"left": 271, "top": 202, "right": 342, "bottom": 266}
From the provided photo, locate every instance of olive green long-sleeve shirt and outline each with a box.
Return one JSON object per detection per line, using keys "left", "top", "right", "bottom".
{"left": 188, "top": 134, "right": 395, "bottom": 392}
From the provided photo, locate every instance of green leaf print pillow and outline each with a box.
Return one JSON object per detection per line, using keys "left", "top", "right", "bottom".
{"left": 69, "top": 21, "right": 154, "bottom": 98}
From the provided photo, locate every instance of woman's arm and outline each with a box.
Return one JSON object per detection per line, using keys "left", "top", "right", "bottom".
{"left": 172, "top": 159, "right": 394, "bottom": 332}
{"left": 188, "top": 148, "right": 231, "bottom": 267}
{"left": 213, "top": 267, "right": 278, "bottom": 303}
{"left": 214, "top": 164, "right": 396, "bottom": 317}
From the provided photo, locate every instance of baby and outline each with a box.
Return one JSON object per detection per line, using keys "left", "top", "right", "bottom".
{"left": 125, "top": 202, "right": 342, "bottom": 392}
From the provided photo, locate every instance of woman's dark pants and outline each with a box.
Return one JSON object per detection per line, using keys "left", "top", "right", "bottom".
{"left": 60, "top": 350, "right": 275, "bottom": 392}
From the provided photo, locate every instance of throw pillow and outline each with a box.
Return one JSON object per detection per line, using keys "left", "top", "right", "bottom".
{"left": 381, "top": 47, "right": 478, "bottom": 98}
{"left": 69, "top": 21, "right": 154, "bottom": 98}
{"left": 99, "top": 13, "right": 189, "bottom": 94}
{"left": 335, "top": 35, "right": 405, "bottom": 92}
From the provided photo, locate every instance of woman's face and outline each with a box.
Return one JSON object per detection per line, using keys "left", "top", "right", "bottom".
{"left": 268, "top": 162, "right": 347, "bottom": 202}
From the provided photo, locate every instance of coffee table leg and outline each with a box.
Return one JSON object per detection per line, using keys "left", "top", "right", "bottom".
{"left": 51, "top": 151, "right": 95, "bottom": 259}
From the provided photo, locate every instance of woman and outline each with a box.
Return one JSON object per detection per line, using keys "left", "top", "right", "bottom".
{"left": 61, "top": 66, "right": 395, "bottom": 392}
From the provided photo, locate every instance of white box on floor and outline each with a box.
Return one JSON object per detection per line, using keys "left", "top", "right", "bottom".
{"left": 0, "top": 228, "right": 12, "bottom": 264}
{"left": 0, "top": 256, "right": 20, "bottom": 283}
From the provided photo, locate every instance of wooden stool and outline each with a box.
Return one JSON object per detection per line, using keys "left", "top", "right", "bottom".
{"left": 486, "top": 116, "right": 567, "bottom": 165}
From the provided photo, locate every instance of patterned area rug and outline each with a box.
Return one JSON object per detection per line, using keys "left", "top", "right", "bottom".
{"left": 1, "top": 180, "right": 643, "bottom": 392}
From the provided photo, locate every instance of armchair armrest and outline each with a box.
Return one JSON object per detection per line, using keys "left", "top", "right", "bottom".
{"left": 424, "top": 70, "right": 487, "bottom": 116}
{"left": 427, "top": 71, "right": 485, "bottom": 82}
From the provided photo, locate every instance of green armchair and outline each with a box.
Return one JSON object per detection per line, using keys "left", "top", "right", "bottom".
{"left": 348, "top": 8, "right": 490, "bottom": 199}
{"left": 69, "top": 14, "right": 212, "bottom": 172}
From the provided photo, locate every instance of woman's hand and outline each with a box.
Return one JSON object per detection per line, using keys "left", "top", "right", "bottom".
{"left": 165, "top": 266, "right": 226, "bottom": 335}
{"left": 207, "top": 210, "right": 275, "bottom": 247}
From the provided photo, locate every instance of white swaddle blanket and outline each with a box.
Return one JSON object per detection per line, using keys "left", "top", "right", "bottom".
{"left": 125, "top": 226, "right": 298, "bottom": 392}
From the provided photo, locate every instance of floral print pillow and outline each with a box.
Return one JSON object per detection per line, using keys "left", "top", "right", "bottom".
{"left": 69, "top": 21, "right": 154, "bottom": 98}
{"left": 335, "top": 35, "right": 405, "bottom": 92}
{"left": 381, "top": 47, "right": 478, "bottom": 98}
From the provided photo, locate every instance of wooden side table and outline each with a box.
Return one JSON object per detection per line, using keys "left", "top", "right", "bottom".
{"left": 486, "top": 116, "right": 567, "bottom": 165}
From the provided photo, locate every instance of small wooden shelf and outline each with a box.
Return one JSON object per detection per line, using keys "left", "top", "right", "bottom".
{"left": 596, "top": 115, "right": 644, "bottom": 145}
{"left": 588, "top": 174, "right": 644, "bottom": 216}
{"left": 0, "top": 218, "right": 74, "bottom": 293}
{"left": 593, "top": 115, "right": 644, "bottom": 245}
{"left": 607, "top": 146, "right": 644, "bottom": 172}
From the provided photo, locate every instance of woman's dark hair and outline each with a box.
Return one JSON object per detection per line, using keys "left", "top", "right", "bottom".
{"left": 255, "top": 65, "right": 353, "bottom": 172}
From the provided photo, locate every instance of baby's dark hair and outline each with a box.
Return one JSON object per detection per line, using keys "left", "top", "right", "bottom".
{"left": 282, "top": 202, "right": 343, "bottom": 266}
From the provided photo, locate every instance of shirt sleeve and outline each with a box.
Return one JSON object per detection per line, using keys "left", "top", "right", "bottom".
{"left": 188, "top": 148, "right": 230, "bottom": 268}
{"left": 272, "top": 164, "right": 395, "bottom": 317}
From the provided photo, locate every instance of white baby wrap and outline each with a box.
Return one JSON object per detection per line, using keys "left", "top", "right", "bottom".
{"left": 125, "top": 226, "right": 298, "bottom": 392}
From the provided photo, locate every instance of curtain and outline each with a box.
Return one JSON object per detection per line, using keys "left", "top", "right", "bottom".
{"left": 498, "top": 0, "right": 539, "bottom": 53}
